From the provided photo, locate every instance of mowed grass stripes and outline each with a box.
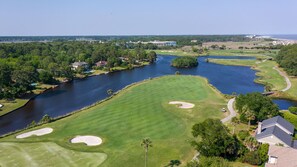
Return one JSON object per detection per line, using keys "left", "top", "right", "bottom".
{"left": 0, "top": 75, "right": 227, "bottom": 167}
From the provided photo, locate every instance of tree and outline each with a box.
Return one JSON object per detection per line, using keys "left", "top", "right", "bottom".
{"left": 147, "top": 51, "right": 157, "bottom": 63}
{"left": 244, "top": 109, "right": 255, "bottom": 128}
{"left": 191, "top": 119, "right": 241, "bottom": 159}
{"left": 231, "top": 117, "right": 240, "bottom": 134}
{"left": 235, "top": 93, "right": 279, "bottom": 123}
{"left": 166, "top": 160, "right": 181, "bottom": 167}
{"left": 257, "top": 144, "right": 269, "bottom": 163}
{"left": 141, "top": 138, "right": 153, "bottom": 167}
{"left": 39, "top": 70, "right": 55, "bottom": 84}
{"left": 39, "top": 114, "right": 52, "bottom": 124}
{"left": 198, "top": 156, "right": 231, "bottom": 167}
{"left": 243, "top": 136, "right": 259, "bottom": 151}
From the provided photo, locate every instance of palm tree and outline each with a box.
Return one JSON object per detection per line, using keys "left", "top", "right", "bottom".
{"left": 141, "top": 138, "right": 153, "bottom": 167}
{"left": 245, "top": 110, "right": 255, "bottom": 129}
{"left": 231, "top": 117, "right": 240, "bottom": 135}
{"left": 244, "top": 136, "right": 259, "bottom": 151}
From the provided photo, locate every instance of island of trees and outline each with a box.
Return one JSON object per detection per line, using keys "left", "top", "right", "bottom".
{"left": 171, "top": 57, "right": 198, "bottom": 68}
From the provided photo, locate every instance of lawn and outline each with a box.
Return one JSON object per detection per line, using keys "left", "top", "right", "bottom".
{"left": 208, "top": 59, "right": 257, "bottom": 67}
{"left": 0, "top": 75, "right": 227, "bottom": 167}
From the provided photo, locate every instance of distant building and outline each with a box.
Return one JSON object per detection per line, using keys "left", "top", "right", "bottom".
{"left": 149, "top": 41, "right": 177, "bottom": 47}
{"left": 96, "top": 61, "right": 108, "bottom": 67}
{"left": 256, "top": 116, "right": 296, "bottom": 147}
{"left": 131, "top": 40, "right": 177, "bottom": 47}
{"left": 266, "top": 145, "right": 297, "bottom": 167}
{"left": 72, "top": 61, "right": 88, "bottom": 70}
{"left": 191, "top": 40, "right": 198, "bottom": 43}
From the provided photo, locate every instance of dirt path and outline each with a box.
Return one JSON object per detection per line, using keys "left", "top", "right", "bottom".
{"left": 221, "top": 98, "right": 236, "bottom": 123}
{"left": 273, "top": 66, "right": 291, "bottom": 92}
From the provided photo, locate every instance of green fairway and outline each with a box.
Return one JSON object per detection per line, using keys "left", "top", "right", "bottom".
{"left": 208, "top": 58, "right": 257, "bottom": 67}
{"left": 0, "top": 75, "right": 227, "bottom": 167}
{"left": 0, "top": 142, "right": 107, "bottom": 167}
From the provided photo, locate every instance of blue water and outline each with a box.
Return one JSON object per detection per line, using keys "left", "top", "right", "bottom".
{"left": 270, "top": 34, "right": 297, "bottom": 40}
{"left": 0, "top": 55, "right": 295, "bottom": 135}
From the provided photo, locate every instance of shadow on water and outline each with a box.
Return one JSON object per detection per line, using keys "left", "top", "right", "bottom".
{"left": 0, "top": 55, "right": 295, "bottom": 135}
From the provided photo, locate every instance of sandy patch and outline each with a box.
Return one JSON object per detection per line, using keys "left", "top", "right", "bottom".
{"left": 16, "top": 128, "right": 53, "bottom": 139}
{"left": 169, "top": 101, "right": 195, "bottom": 109}
{"left": 71, "top": 136, "right": 102, "bottom": 146}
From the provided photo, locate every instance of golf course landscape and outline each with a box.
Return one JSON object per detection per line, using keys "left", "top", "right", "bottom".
{"left": 0, "top": 75, "right": 227, "bottom": 167}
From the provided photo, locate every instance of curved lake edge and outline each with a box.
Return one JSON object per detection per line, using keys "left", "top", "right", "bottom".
{"left": 1, "top": 55, "right": 294, "bottom": 135}
{"left": 206, "top": 56, "right": 297, "bottom": 103}
{"left": 0, "top": 63, "right": 151, "bottom": 118}
{"left": 0, "top": 75, "right": 227, "bottom": 138}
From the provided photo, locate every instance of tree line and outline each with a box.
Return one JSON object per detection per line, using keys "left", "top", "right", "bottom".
{"left": 0, "top": 41, "right": 157, "bottom": 99}
{"left": 276, "top": 44, "right": 297, "bottom": 76}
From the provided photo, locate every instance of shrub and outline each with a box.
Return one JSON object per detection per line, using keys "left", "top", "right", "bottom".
{"left": 238, "top": 130, "right": 250, "bottom": 141}
{"left": 289, "top": 107, "right": 297, "bottom": 115}
{"left": 241, "top": 151, "right": 261, "bottom": 165}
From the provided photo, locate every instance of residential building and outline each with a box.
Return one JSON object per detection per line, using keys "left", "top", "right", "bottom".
{"left": 266, "top": 145, "right": 297, "bottom": 167}
{"left": 256, "top": 116, "right": 295, "bottom": 147}
{"left": 96, "top": 61, "right": 108, "bottom": 67}
{"left": 71, "top": 61, "right": 88, "bottom": 70}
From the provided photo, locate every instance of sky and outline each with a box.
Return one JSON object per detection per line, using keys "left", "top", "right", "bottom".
{"left": 0, "top": 0, "right": 297, "bottom": 36}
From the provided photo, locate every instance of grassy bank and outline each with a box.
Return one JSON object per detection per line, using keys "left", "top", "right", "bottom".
{"left": 208, "top": 57, "right": 297, "bottom": 101}
{"left": 0, "top": 84, "right": 56, "bottom": 117}
{"left": 0, "top": 75, "right": 227, "bottom": 166}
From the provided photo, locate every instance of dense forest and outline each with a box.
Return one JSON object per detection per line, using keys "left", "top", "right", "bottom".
{"left": 171, "top": 57, "right": 198, "bottom": 68}
{"left": 276, "top": 44, "right": 297, "bottom": 76}
{"left": 0, "top": 41, "right": 157, "bottom": 99}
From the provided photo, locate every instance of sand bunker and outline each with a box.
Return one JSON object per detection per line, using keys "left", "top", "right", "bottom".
{"left": 71, "top": 136, "right": 102, "bottom": 146}
{"left": 169, "top": 101, "right": 195, "bottom": 109}
{"left": 16, "top": 128, "right": 53, "bottom": 139}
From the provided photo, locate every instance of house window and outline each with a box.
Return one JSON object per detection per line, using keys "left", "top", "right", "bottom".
{"left": 268, "top": 156, "right": 278, "bottom": 164}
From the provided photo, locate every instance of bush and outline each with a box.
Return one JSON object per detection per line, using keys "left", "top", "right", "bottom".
{"left": 39, "top": 114, "right": 52, "bottom": 124}
{"left": 198, "top": 156, "right": 230, "bottom": 167}
{"left": 241, "top": 151, "right": 261, "bottom": 165}
{"left": 171, "top": 57, "right": 198, "bottom": 68}
{"left": 238, "top": 130, "right": 250, "bottom": 141}
{"left": 289, "top": 107, "right": 297, "bottom": 115}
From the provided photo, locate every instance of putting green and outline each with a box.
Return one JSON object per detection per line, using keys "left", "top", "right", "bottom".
{"left": 0, "top": 75, "right": 227, "bottom": 166}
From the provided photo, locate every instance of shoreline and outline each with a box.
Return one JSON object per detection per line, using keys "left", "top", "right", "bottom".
{"left": 0, "top": 75, "right": 227, "bottom": 138}
{"left": 0, "top": 62, "right": 152, "bottom": 118}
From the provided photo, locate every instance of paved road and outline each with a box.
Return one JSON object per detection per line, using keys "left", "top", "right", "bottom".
{"left": 221, "top": 98, "right": 236, "bottom": 123}
{"left": 273, "top": 66, "right": 291, "bottom": 92}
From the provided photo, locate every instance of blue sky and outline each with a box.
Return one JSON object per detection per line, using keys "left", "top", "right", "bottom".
{"left": 0, "top": 0, "right": 296, "bottom": 36}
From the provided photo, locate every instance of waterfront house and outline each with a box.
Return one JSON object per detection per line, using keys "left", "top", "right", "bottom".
{"left": 96, "top": 61, "right": 108, "bottom": 67}
{"left": 256, "top": 116, "right": 295, "bottom": 147}
{"left": 71, "top": 61, "right": 88, "bottom": 70}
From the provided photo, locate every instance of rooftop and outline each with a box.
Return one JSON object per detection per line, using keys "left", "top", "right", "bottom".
{"left": 261, "top": 116, "right": 294, "bottom": 134}
{"left": 266, "top": 145, "right": 297, "bottom": 167}
{"left": 256, "top": 126, "right": 292, "bottom": 147}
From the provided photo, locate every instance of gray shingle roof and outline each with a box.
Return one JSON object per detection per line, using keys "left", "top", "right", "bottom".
{"left": 256, "top": 126, "right": 293, "bottom": 146}
{"left": 261, "top": 116, "right": 294, "bottom": 134}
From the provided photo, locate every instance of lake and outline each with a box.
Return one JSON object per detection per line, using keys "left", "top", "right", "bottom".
{"left": 0, "top": 55, "right": 296, "bottom": 135}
